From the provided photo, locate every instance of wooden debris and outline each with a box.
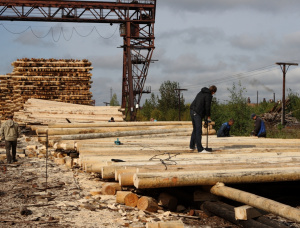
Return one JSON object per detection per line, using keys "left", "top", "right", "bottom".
{"left": 234, "top": 205, "right": 266, "bottom": 220}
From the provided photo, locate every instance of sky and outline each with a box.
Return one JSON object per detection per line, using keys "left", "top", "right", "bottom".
{"left": 1, "top": 0, "right": 300, "bottom": 106}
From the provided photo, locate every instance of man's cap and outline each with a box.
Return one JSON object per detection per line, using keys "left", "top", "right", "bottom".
{"left": 251, "top": 113, "right": 256, "bottom": 119}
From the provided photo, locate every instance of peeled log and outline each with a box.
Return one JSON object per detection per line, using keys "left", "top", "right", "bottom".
{"left": 124, "top": 192, "right": 139, "bottom": 207}
{"left": 37, "top": 125, "right": 190, "bottom": 135}
{"left": 119, "top": 172, "right": 135, "bottom": 186}
{"left": 44, "top": 128, "right": 192, "bottom": 142}
{"left": 101, "top": 183, "right": 121, "bottom": 195}
{"left": 48, "top": 121, "right": 196, "bottom": 128}
{"left": 134, "top": 167, "right": 300, "bottom": 189}
{"left": 210, "top": 182, "right": 300, "bottom": 223}
{"left": 137, "top": 196, "right": 158, "bottom": 212}
{"left": 116, "top": 191, "right": 132, "bottom": 204}
{"left": 115, "top": 168, "right": 137, "bottom": 181}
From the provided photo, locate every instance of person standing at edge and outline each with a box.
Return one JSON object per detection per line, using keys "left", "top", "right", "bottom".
{"left": 251, "top": 113, "right": 266, "bottom": 137}
{"left": 190, "top": 85, "right": 217, "bottom": 152}
{"left": 0, "top": 115, "right": 21, "bottom": 163}
{"left": 217, "top": 118, "right": 234, "bottom": 137}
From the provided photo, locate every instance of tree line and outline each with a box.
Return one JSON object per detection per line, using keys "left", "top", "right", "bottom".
{"left": 110, "top": 80, "right": 300, "bottom": 137}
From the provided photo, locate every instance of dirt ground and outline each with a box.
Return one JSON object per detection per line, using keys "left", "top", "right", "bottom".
{"left": 0, "top": 157, "right": 239, "bottom": 228}
{"left": 0, "top": 137, "right": 300, "bottom": 228}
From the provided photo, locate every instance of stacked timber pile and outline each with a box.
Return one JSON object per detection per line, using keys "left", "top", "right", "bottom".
{"left": 14, "top": 98, "right": 124, "bottom": 124}
{"left": 0, "top": 58, "right": 93, "bottom": 118}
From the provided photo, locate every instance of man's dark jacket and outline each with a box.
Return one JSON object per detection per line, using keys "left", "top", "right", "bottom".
{"left": 190, "top": 87, "right": 212, "bottom": 118}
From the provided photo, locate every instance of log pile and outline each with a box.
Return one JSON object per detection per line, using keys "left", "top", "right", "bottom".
{"left": 13, "top": 98, "right": 124, "bottom": 124}
{"left": 0, "top": 58, "right": 93, "bottom": 118}
{"left": 262, "top": 98, "right": 299, "bottom": 126}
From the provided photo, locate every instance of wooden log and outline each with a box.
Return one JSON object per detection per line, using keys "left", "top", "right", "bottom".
{"left": 115, "top": 168, "right": 137, "bottom": 181}
{"left": 146, "top": 220, "right": 184, "bottom": 228}
{"left": 48, "top": 121, "right": 196, "bottom": 128}
{"left": 202, "top": 201, "right": 271, "bottom": 228}
{"left": 116, "top": 191, "right": 132, "bottom": 204}
{"left": 158, "top": 192, "right": 178, "bottom": 211}
{"left": 212, "top": 201, "right": 289, "bottom": 228}
{"left": 133, "top": 167, "right": 300, "bottom": 189}
{"left": 119, "top": 172, "right": 135, "bottom": 187}
{"left": 210, "top": 182, "right": 300, "bottom": 223}
{"left": 46, "top": 128, "right": 192, "bottom": 142}
{"left": 124, "top": 192, "right": 139, "bottom": 207}
{"left": 101, "top": 183, "right": 122, "bottom": 195}
{"left": 137, "top": 196, "right": 158, "bottom": 212}
{"left": 37, "top": 125, "right": 190, "bottom": 135}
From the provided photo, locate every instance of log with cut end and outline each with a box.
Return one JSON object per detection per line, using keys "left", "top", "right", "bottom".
{"left": 210, "top": 182, "right": 300, "bottom": 223}
{"left": 116, "top": 191, "right": 132, "bottom": 204}
{"left": 101, "top": 183, "right": 121, "bottom": 195}
{"left": 124, "top": 192, "right": 139, "bottom": 207}
{"left": 137, "top": 196, "right": 158, "bottom": 212}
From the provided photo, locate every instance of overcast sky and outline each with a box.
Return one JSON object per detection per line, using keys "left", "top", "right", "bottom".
{"left": 1, "top": 0, "right": 300, "bottom": 106}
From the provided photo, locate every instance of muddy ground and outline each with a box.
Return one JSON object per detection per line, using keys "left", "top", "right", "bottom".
{"left": 0, "top": 137, "right": 299, "bottom": 228}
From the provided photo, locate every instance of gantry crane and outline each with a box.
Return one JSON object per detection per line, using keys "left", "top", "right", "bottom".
{"left": 0, "top": 0, "right": 156, "bottom": 121}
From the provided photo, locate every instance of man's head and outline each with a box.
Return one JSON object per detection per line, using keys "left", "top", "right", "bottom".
{"left": 228, "top": 118, "right": 234, "bottom": 126}
{"left": 251, "top": 113, "right": 257, "bottom": 120}
{"left": 209, "top": 85, "right": 217, "bottom": 95}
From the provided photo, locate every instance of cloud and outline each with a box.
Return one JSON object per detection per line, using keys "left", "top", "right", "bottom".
{"left": 157, "top": 53, "right": 228, "bottom": 74}
{"left": 13, "top": 30, "right": 54, "bottom": 47}
{"left": 158, "top": 27, "right": 225, "bottom": 45}
{"left": 89, "top": 55, "right": 122, "bottom": 70}
{"left": 158, "top": 0, "right": 300, "bottom": 13}
{"left": 229, "top": 34, "right": 267, "bottom": 50}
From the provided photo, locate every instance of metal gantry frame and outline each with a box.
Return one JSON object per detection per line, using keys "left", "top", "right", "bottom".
{"left": 0, "top": 0, "right": 156, "bottom": 121}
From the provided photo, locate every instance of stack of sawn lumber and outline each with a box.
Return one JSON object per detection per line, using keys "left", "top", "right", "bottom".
{"left": 14, "top": 98, "right": 124, "bottom": 124}
{"left": 0, "top": 58, "right": 93, "bottom": 119}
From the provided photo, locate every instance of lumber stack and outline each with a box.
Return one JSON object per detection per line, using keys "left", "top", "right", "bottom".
{"left": 13, "top": 98, "right": 124, "bottom": 124}
{"left": 0, "top": 58, "right": 93, "bottom": 118}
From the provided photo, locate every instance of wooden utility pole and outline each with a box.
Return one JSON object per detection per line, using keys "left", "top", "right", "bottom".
{"left": 276, "top": 62, "right": 298, "bottom": 125}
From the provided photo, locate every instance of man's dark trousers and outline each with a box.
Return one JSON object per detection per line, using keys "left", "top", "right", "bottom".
{"left": 5, "top": 141, "right": 17, "bottom": 163}
{"left": 190, "top": 110, "right": 203, "bottom": 152}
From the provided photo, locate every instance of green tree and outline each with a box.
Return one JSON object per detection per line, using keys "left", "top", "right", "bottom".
{"left": 158, "top": 80, "right": 185, "bottom": 120}
{"left": 212, "top": 81, "right": 253, "bottom": 136}
{"left": 141, "top": 93, "right": 158, "bottom": 120}
{"left": 287, "top": 89, "right": 300, "bottom": 121}
{"left": 110, "top": 93, "right": 120, "bottom": 106}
